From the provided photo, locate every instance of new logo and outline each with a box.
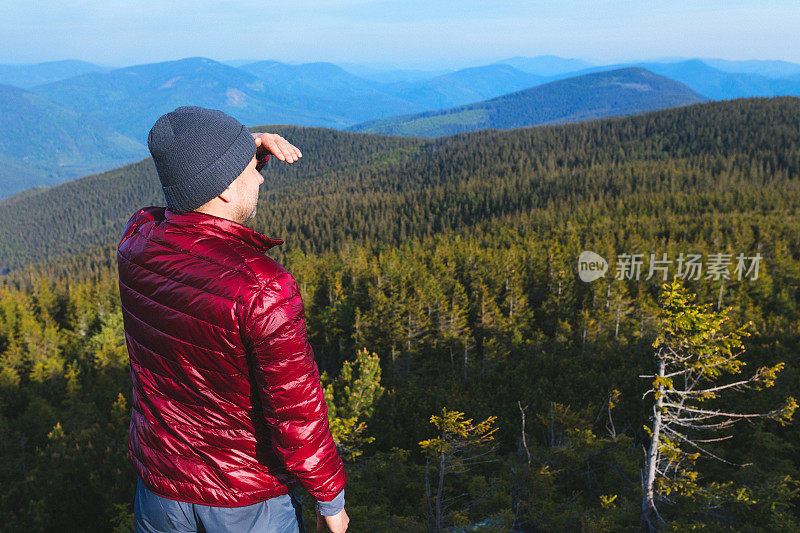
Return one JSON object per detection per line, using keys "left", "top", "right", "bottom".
{"left": 578, "top": 251, "right": 608, "bottom": 282}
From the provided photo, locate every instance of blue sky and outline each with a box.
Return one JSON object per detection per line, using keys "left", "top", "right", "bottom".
{"left": 1, "top": 1, "right": 798, "bottom": 69}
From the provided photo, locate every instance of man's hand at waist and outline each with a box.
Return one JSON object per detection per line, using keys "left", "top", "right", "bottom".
{"left": 315, "top": 488, "right": 345, "bottom": 517}
{"left": 316, "top": 493, "right": 348, "bottom": 533}
{"left": 315, "top": 487, "right": 346, "bottom": 532}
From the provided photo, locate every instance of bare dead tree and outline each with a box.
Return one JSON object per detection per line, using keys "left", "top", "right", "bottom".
{"left": 640, "top": 281, "right": 796, "bottom": 532}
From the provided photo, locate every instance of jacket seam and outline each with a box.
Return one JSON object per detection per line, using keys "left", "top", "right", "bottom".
{"left": 130, "top": 364, "right": 245, "bottom": 416}
{"left": 134, "top": 436, "right": 264, "bottom": 475}
{"left": 249, "top": 311, "right": 305, "bottom": 357}
{"left": 129, "top": 385, "right": 272, "bottom": 458}
{"left": 242, "top": 273, "right": 297, "bottom": 341}
{"left": 121, "top": 299, "right": 243, "bottom": 361}
{"left": 130, "top": 358, "right": 248, "bottom": 413}
{"left": 132, "top": 402, "right": 255, "bottom": 436}
{"left": 158, "top": 222, "right": 273, "bottom": 270}
{"left": 118, "top": 249, "right": 243, "bottom": 305}
{"left": 149, "top": 230, "right": 262, "bottom": 285}
{"left": 130, "top": 450, "right": 279, "bottom": 490}
{"left": 118, "top": 277, "right": 239, "bottom": 336}
{"left": 131, "top": 395, "right": 257, "bottom": 432}
{"left": 119, "top": 236, "right": 262, "bottom": 300}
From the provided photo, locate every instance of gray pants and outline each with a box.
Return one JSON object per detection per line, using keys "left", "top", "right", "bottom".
{"left": 134, "top": 478, "right": 305, "bottom": 533}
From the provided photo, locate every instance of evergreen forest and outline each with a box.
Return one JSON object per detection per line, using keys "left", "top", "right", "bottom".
{"left": 1, "top": 97, "right": 799, "bottom": 531}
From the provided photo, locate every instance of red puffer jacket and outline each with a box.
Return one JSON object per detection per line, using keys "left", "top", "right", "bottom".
{"left": 117, "top": 206, "right": 346, "bottom": 507}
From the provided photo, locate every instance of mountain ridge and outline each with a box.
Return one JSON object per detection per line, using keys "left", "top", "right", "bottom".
{"left": 0, "top": 83, "right": 148, "bottom": 200}
{"left": 348, "top": 67, "right": 708, "bottom": 137}
{"left": 1, "top": 96, "right": 796, "bottom": 274}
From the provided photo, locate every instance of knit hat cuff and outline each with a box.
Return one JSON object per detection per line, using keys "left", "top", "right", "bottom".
{"left": 162, "top": 125, "right": 256, "bottom": 213}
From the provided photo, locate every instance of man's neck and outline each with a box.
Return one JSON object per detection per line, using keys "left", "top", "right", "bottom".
{"left": 193, "top": 206, "right": 244, "bottom": 225}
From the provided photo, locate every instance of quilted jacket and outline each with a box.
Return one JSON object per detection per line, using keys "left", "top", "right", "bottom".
{"left": 116, "top": 205, "right": 347, "bottom": 508}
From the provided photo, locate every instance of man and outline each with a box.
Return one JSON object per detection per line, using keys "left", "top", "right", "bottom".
{"left": 117, "top": 106, "right": 349, "bottom": 533}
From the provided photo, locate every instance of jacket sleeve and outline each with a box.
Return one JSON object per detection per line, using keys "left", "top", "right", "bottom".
{"left": 316, "top": 487, "right": 345, "bottom": 516}
{"left": 242, "top": 271, "right": 347, "bottom": 502}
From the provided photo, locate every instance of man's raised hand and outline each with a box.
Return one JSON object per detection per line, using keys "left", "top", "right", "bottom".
{"left": 252, "top": 132, "right": 302, "bottom": 163}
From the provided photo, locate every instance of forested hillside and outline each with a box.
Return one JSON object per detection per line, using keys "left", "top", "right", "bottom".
{"left": 2, "top": 97, "right": 795, "bottom": 272}
{"left": 5, "top": 55, "right": 799, "bottom": 200}
{"left": 0, "top": 128, "right": 425, "bottom": 272}
{"left": 1, "top": 97, "right": 799, "bottom": 531}
{"left": 0, "top": 84, "right": 147, "bottom": 200}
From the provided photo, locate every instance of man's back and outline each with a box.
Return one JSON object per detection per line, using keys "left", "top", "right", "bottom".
{"left": 117, "top": 206, "right": 347, "bottom": 509}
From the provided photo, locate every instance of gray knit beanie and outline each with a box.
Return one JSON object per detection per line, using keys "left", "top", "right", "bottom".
{"left": 147, "top": 106, "right": 256, "bottom": 213}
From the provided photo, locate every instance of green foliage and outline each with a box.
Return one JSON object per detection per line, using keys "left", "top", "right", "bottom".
{"left": 2, "top": 99, "right": 800, "bottom": 530}
{"left": 87, "top": 308, "right": 127, "bottom": 369}
{"left": 512, "top": 401, "right": 641, "bottom": 531}
{"left": 308, "top": 447, "right": 428, "bottom": 532}
{"left": 642, "top": 279, "right": 797, "bottom": 530}
{"left": 321, "top": 347, "right": 385, "bottom": 461}
{"left": 419, "top": 407, "right": 498, "bottom": 467}
{"left": 418, "top": 408, "right": 499, "bottom": 531}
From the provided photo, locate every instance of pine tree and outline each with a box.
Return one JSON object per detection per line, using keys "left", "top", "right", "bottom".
{"left": 321, "top": 347, "right": 384, "bottom": 461}
{"left": 419, "top": 407, "right": 498, "bottom": 532}
{"left": 641, "top": 280, "right": 797, "bottom": 531}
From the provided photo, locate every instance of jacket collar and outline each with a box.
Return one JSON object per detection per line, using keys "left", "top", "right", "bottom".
{"left": 163, "top": 208, "right": 284, "bottom": 253}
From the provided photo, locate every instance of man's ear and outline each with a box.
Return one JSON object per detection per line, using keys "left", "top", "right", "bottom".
{"left": 217, "top": 181, "right": 236, "bottom": 203}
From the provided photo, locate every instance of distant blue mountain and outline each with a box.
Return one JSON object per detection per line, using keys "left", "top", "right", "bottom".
{"left": 242, "top": 61, "right": 547, "bottom": 112}
{"left": 335, "top": 62, "right": 451, "bottom": 83}
{"left": 240, "top": 61, "right": 383, "bottom": 96}
{"left": 349, "top": 67, "right": 708, "bottom": 137}
{"left": 220, "top": 59, "right": 262, "bottom": 68}
{"left": 701, "top": 58, "right": 800, "bottom": 79}
{"left": 28, "top": 57, "right": 351, "bottom": 143}
{"left": 0, "top": 83, "right": 147, "bottom": 200}
{"left": 238, "top": 61, "right": 426, "bottom": 122}
{"left": 385, "top": 64, "right": 546, "bottom": 110}
{"left": 7, "top": 55, "right": 800, "bottom": 200}
{"left": 0, "top": 60, "right": 113, "bottom": 89}
{"left": 32, "top": 56, "right": 795, "bottom": 146}
{"left": 537, "top": 59, "right": 800, "bottom": 100}
{"left": 636, "top": 60, "right": 800, "bottom": 100}
{"left": 24, "top": 58, "right": 559, "bottom": 143}
{"left": 494, "top": 55, "right": 593, "bottom": 76}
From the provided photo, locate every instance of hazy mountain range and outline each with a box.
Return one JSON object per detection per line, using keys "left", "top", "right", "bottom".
{"left": 1, "top": 55, "right": 799, "bottom": 200}
{"left": 348, "top": 68, "right": 708, "bottom": 137}
{"left": 545, "top": 59, "right": 800, "bottom": 100}
{"left": 0, "top": 60, "right": 115, "bottom": 89}
{"left": 0, "top": 83, "right": 148, "bottom": 199}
